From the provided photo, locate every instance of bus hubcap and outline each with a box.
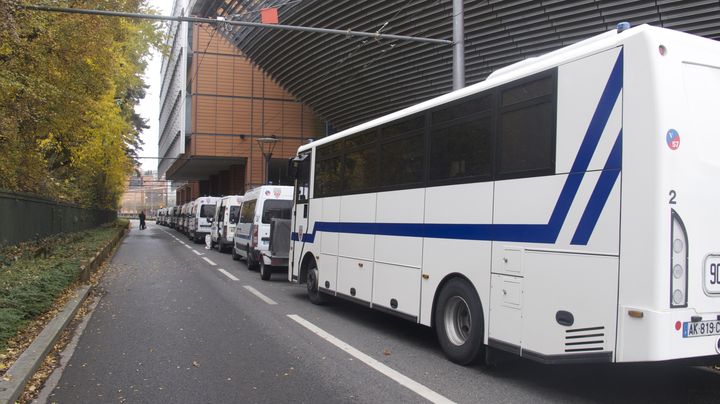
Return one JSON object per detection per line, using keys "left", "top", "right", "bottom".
{"left": 444, "top": 296, "right": 471, "bottom": 346}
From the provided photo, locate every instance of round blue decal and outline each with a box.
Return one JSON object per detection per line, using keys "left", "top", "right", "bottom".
{"left": 666, "top": 129, "right": 680, "bottom": 150}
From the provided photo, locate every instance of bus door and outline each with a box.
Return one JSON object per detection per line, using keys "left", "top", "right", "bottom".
{"left": 289, "top": 151, "right": 311, "bottom": 281}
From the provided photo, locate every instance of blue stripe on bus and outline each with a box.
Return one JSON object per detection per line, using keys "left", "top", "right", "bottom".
{"left": 292, "top": 50, "right": 623, "bottom": 246}
{"left": 571, "top": 131, "right": 622, "bottom": 245}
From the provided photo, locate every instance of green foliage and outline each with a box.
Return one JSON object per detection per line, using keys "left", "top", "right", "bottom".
{"left": 0, "top": 1, "right": 163, "bottom": 209}
{"left": 0, "top": 221, "right": 126, "bottom": 349}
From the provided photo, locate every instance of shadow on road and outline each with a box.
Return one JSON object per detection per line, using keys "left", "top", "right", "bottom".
{"left": 287, "top": 289, "right": 720, "bottom": 403}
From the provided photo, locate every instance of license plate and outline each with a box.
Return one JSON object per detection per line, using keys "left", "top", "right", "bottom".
{"left": 703, "top": 255, "right": 720, "bottom": 295}
{"left": 683, "top": 320, "right": 720, "bottom": 338}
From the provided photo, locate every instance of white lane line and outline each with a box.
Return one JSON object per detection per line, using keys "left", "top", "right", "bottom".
{"left": 184, "top": 245, "right": 192, "bottom": 249}
{"left": 243, "top": 285, "right": 278, "bottom": 305}
{"left": 217, "top": 268, "right": 239, "bottom": 281}
{"left": 202, "top": 257, "right": 217, "bottom": 266}
{"left": 192, "top": 250, "right": 203, "bottom": 256}
{"left": 287, "top": 314, "right": 454, "bottom": 404}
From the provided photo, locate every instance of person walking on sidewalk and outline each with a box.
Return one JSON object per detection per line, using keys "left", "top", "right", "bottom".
{"left": 139, "top": 211, "right": 146, "bottom": 230}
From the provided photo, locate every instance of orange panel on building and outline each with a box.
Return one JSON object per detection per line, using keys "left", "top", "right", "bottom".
{"left": 165, "top": 24, "right": 323, "bottom": 197}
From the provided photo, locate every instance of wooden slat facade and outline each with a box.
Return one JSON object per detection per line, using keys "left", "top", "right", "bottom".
{"left": 178, "top": 24, "right": 324, "bottom": 193}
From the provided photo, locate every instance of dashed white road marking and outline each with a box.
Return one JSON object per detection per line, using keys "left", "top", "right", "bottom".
{"left": 243, "top": 285, "right": 278, "bottom": 305}
{"left": 287, "top": 314, "right": 455, "bottom": 404}
{"left": 192, "top": 250, "right": 203, "bottom": 256}
{"left": 217, "top": 268, "right": 239, "bottom": 281}
{"left": 184, "top": 245, "right": 192, "bottom": 249}
{"left": 202, "top": 257, "right": 217, "bottom": 266}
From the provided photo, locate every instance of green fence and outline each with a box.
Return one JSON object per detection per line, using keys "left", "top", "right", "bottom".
{"left": 0, "top": 190, "right": 117, "bottom": 246}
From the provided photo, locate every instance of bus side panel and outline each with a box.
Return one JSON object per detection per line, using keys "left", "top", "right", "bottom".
{"left": 319, "top": 197, "right": 340, "bottom": 292}
{"left": 522, "top": 252, "right": 619, "bottom": 357}
{"left": 337, "top": 193, "right": 377, "bottom": 302}
{"left": 373, "top": 189, "right": 425, "bottom": 318}
{"left": 489, "top": 174, "right": 565, "bottom": 348}
{"left": 420, "top": 182, "right": 494, "bottom": 328}
{"left": 490, "top": 47, "right": 623, "bottom": 359}
{"left": 556, "top": 47, "right": 623, "bottom": 175}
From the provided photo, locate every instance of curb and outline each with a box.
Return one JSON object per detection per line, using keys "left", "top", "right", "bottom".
{"left": 0, "top": 223, "right": 128, "bottom": 404}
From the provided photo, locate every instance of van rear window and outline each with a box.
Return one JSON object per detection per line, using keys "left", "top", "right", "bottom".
{"left": 200, "top": 205, "right": 215, "bottom": 218}
{"left": 229, "top": 206, "right": 241, "bottom": 224}
{"left": 262, "top": 200, "right": 293, "bottom": 223}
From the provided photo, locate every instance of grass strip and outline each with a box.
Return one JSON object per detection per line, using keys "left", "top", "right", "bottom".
{"left": 0, "top": 220, "right": 127, "bottom": 350}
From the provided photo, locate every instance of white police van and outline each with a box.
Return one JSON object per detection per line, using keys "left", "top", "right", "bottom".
{"left": 233, "top": 186, "right": 294, "bottom": 280}
{"left": 188, "top": 196, "right": 219, "bottom": 243}
{"left": 211, "top": 195, "right": 243, "bottom": 252}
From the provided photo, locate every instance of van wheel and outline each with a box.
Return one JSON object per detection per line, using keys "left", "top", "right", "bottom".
{"left": 434, "top": 278, "right": 484, "bottom": 365}
{"left": 231, "top": 246, "right": 239, "bottom": 261}
{"left": 246, "top": 246, "right": 259, "bottom": 270}
{"left": 306, "top": 265, "right": 326, "bottom": 305}
{"left": 260, "top": 261, "right": 272, "bottom": 281}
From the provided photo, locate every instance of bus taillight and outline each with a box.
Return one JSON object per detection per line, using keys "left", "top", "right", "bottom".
{"left": 670, "top": 209, "right": 689, "bottom": 308}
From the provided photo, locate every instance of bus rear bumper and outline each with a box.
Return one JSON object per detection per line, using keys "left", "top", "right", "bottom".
{"left": 617, "top": 306, "right": 720, "bottom": 363}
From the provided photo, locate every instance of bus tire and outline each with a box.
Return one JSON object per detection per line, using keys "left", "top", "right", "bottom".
{"left": 306, "top": 264, "right": 326, "bottom": 305}
{"left": 434, "top": 278, "right": 484, "bottom": 365}
{"left": 260, "top": 261, "right": 272, "bottom": 281}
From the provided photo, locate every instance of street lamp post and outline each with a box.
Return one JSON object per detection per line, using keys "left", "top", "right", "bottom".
{"left": 256, "top": 136, "right": 280, "bottom": 185}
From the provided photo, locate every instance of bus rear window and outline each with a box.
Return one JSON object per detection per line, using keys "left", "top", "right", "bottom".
{"left": 200, "top": 205, "right": 215, "bottom": 218}
{"left": 262, "top": 200, "right": 293, "bottom": 223}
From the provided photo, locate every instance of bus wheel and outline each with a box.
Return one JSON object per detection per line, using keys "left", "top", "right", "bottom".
{"left": 434, "top": 278, "right": 484, "bottom": 365}
{"left": 306, "top": 264, "right": 326, "bottom": 305}
{"left": 260, "top": 261, "right": 272, "bottom": 281}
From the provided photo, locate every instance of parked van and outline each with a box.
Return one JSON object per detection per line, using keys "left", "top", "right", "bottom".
{"left": 233, "top": 186, "right": 293, "bottom": 280}
{"left": 188, "top": 196, "right": 219, "bottom": 243}
{"left": 178, "top": 203, "right": 189, "bottom": 234}
{"left": 185, "top": 202, "right": 194, "bottom": 234}
{"left": 210, "top": 195, "right": 244, "bottom": 252}
{"left": 169, "top": 206, "right": 178, "bottom": 228}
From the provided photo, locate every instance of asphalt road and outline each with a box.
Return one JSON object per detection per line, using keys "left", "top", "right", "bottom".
{"left": 45, "top": 221, "right": 720, "bottom": 403}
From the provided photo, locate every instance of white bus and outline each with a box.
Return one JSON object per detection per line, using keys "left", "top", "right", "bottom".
{"left": 288, "top": 24, "right": 720, "bottom": 365}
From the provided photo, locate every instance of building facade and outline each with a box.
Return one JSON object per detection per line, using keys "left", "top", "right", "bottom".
{"left": 159, "top": 0, "right": 325, "bottom": 204}
{"left": 119, "top": 170, "right": 169, "bottom": 216}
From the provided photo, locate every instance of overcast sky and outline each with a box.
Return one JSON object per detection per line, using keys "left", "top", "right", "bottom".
{"left": 135, "top": 0, "right": 173, "bottom": 174}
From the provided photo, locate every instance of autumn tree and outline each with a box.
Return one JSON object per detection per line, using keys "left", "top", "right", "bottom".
{"left": 0, "top": 0, "right": 163, "bottom": 209}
